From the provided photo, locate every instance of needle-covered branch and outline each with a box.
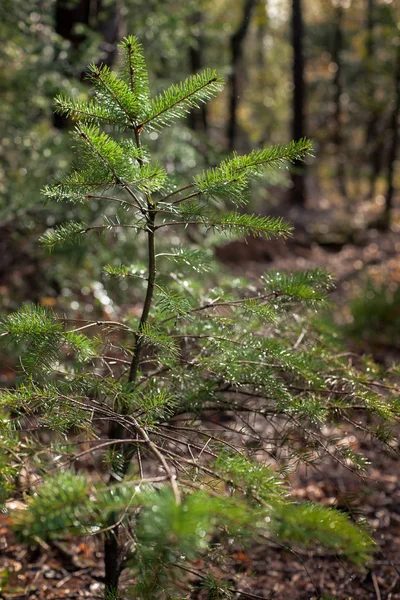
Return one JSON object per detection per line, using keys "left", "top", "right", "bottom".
{"left": 1, "top": 35, "right": 397, "bottom": 600}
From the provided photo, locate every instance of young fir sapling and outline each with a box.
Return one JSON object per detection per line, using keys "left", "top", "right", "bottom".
{"left": 0, "top": 36, "right": 398, "bottom": 599}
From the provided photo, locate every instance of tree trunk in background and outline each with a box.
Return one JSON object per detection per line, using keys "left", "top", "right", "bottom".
{"left": 366, "top": 0, "right": 375, "bottom": 60}
{"left": 383, "top": 43, "right": 400, "bottom": 229}
{"left": 365, "top": 0, "right": 381, "bottom": 197}
{"left": 227, "top": 0, "right": 258, "bottom": 151}
{"left": 55, "top": 0, "right": 122, "bottom": 67}
{"left": 256, "top": 1, "right": 268, "bottom": 70}
{"left": 291, "top": 0, "right": 306, "bottom": 205}
{"left": 54, "top": 0, "right": 123, "bottom": 128}
{"left": 332, "top": 2, "right": 347, "bottom": 198}
{"left": 188, "top": 10, "right": 208, "bottom": 133}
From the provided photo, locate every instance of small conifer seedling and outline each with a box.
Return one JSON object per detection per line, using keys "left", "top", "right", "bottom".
{"left": 1, "top": 37, "right": 399, "bottom": 599}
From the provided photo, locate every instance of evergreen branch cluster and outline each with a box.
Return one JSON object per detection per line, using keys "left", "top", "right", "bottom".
{"left": 0, "top": 304, "right": 97, "bottom": 374}
{"left": 193, "top": 139, "right": 313, "bottom": 205}
{"left": 0, "top": 36, "right": 398, "bottom": 599}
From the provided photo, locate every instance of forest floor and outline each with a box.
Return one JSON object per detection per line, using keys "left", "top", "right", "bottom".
{"left": 1, "top": 196, "right": 400, "bottom": 600}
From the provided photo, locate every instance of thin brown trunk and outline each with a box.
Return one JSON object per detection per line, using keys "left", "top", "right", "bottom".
{"left": 227, "top": 0, "right": 258, "bottom": 151}
{"left": 104, "top": 524, "right": 121, "bottom": 598}
{"left": 103, "top": 130, "right": 157, "bottom": 597}
{"left": 291, "top": 0, "right": 306, "bottom": 205}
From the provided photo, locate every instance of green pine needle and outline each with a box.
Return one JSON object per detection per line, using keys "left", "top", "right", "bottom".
{"left": 140, "top": 69, "right": 224, "bottom": 131}
{"left": 194, "top": 139, "right": 313, "bottom": 205}
{"left": 139, "top": 322, "right": 179, "bottom": 358}
{"left": 119, "top": 36, "right": 151, "bottom": 111}
{"left": 39, "top": 221, "right": 87, "bottom": 250}
{"left": 273, "top": 502, "right": 374, "bottom": 565}
{"left": 214, "top": 212, "right": 293, "bottom": 239}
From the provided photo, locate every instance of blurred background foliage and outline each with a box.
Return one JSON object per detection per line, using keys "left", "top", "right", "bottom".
{"left": 0, "top": 0, "right": 400, "bottom": 353}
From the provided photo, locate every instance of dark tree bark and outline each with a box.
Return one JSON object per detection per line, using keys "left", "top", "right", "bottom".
{"left": 366, "top": 0, "right": 375, "bottom": 67}
{"left": 332, "top": 2, "right": 347, "bottom": 198}
{"left": 188, "top": 11, "right": 208, "bottom": 133}
{"left": 364, "top": 0, "right": 381, "bottom": 197}
{"left": 365, "top": 0, "right": 376, "bottom": 115}
{"left": 55, "top": 0, "right": 122, "bottom": 66}
{"left": 291, "top": 0, "right": 306, "bottom": 205}
{"left": 227, "top": 0, "right": 258, "bottom": 151}
{"left": 54, "top": 0, "right": 123, "bottom": 128}
{"left": 383, "top": 43, "right": 400, "bottom": 229}
{"left": 256, "top": 1, "right": 268, "bottom": 70}
{"left": 104, "top": 524, "right": 121, "bottom": 598}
